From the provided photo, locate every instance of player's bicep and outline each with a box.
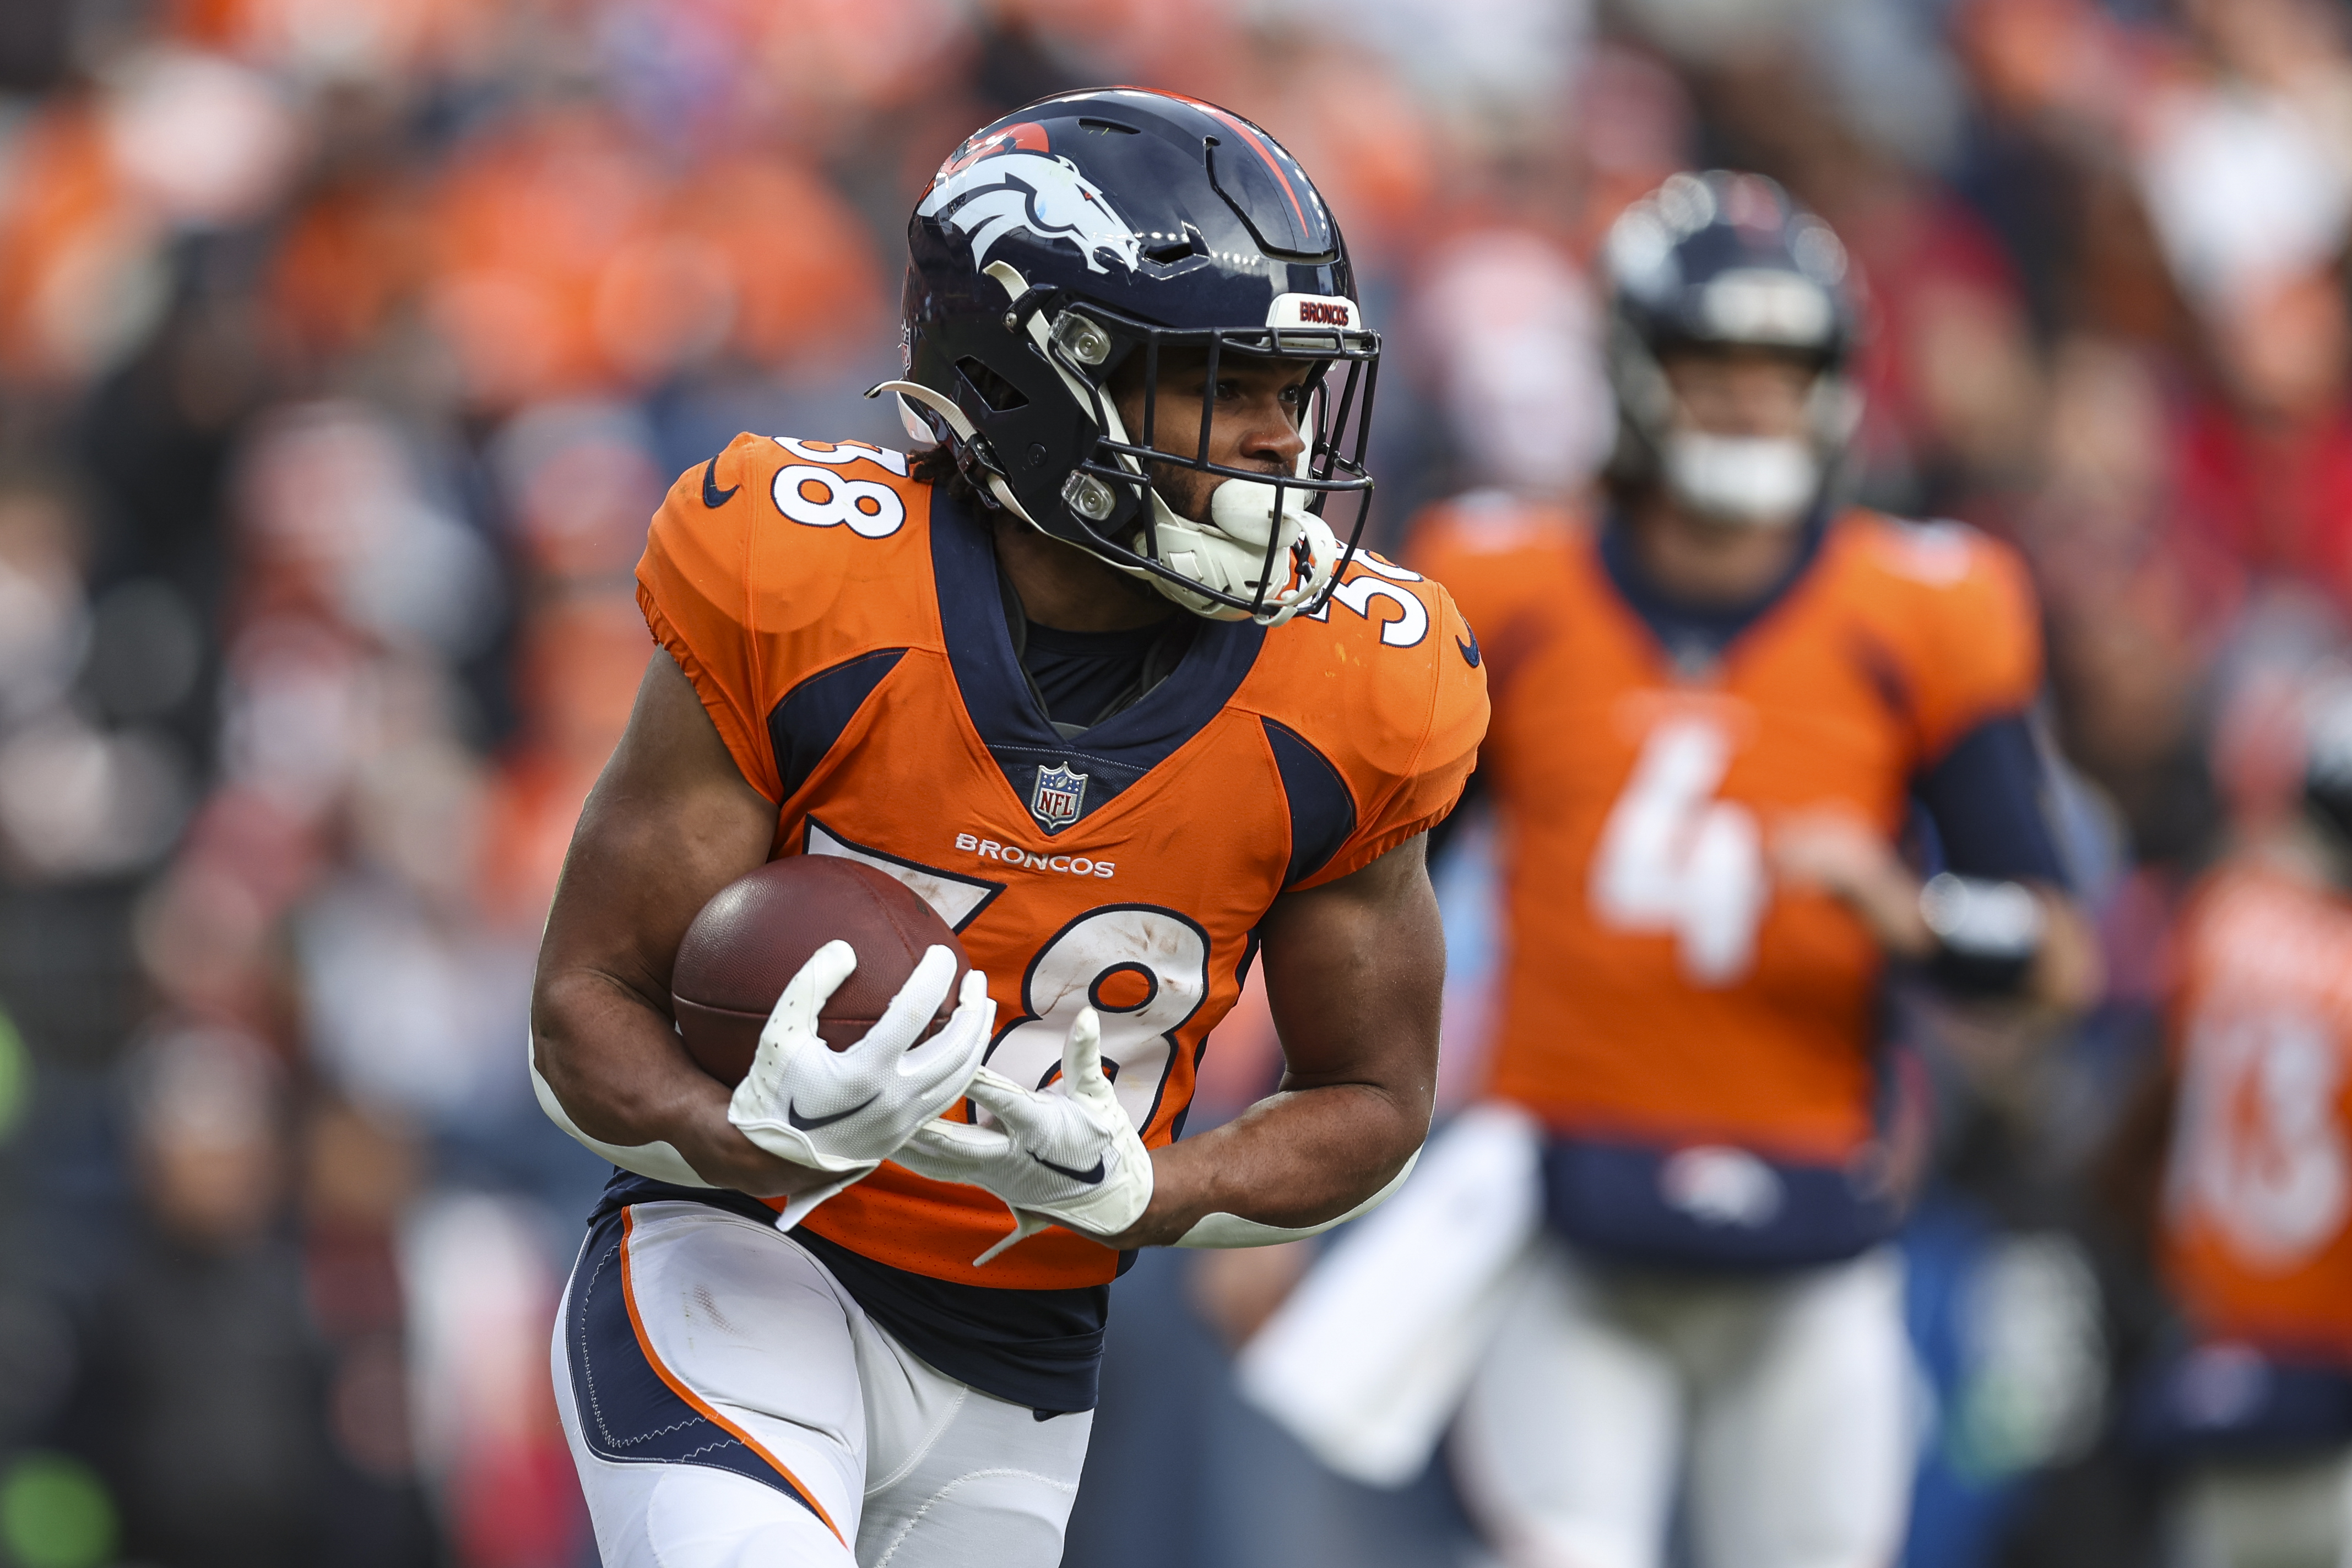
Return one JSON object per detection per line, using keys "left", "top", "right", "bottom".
{"left": 1257, "top": 833, "right": 1444, "bottom": 1110}
{"left": 538, "top": 650, "right": 777, "bottom": 1007}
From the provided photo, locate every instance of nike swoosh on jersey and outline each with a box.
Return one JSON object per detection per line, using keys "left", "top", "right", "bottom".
{"left": 787, "top": 1094, "right": 877, "bottom": 1131}
{"left": 1029, "top": 1152, "right": 1107, "bottom": 1185}
{"left": 702, "top": 453, "right": 740, "bottom": 508}
{"left": 1457, "top": 631, "right": 1482, "bottom": 668}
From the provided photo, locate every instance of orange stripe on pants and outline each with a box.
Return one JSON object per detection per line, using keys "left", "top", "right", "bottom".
{"left": 617, "top": 1207, "right": 849, "bottom": 1549}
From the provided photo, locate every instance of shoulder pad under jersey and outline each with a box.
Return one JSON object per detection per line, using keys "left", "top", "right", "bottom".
{"left": 638, "top": 432, "right": 934, "bottom": 797}
{"left": 1835, "top": 511, "right": 2043, "bottom": 755}
{"left": 1244, "top": 549, "right": 1489, "bottom": 886}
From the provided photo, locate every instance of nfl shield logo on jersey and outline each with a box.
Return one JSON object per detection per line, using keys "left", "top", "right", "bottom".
{"left": 1031, "top": 762, "right": 1087, "bottom": 829}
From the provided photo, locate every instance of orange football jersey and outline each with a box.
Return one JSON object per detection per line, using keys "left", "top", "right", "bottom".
{"left": 2160, "top": 864, "right": 2352, "bottom": 1363}
{"left": 1416, "top": 496, "right": 2041, "bottom": 1162}
{"left": 639, "top": 433, "right": 1485, "bottom": 1292}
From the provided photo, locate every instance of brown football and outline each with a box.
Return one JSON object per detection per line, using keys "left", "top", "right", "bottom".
{"left": 671, "top": 855, "right": 969, "bottom": 1087}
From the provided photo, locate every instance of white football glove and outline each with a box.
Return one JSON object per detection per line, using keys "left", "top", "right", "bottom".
{"left": 727, "top": 941, "right": 993, "bottom": 1187}
{"left": 893, "top": 1006, "right": 1154, "bottom": 1265}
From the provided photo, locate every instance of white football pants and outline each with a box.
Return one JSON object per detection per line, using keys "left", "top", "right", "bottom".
{"left": 1451, "top": 1238, "right": 1913, "bottom": 1568}
{"left": 551, "top": 1200, "right": 1093, "bottom": 1568}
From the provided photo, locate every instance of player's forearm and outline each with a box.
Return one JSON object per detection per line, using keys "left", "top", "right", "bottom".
{"left": 2023, "top": 889, "right": 2102, "bottom": 1014}
{"left": 533, "top": 968, "right": 836, "bottom": 1198}
{"left": 1108, "top": 1078, "right": 1428, "bottom": 1247}
{"left": 1106, "top": 836, "right": 1442, "bottom": 1246}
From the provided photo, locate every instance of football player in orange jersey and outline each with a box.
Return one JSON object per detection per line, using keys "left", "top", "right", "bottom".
{"left": 2114, "top": 674, "right": 2352, "bottom": 1568}
{"left": 525, "top": 90, "right": 1485, "bottom": 1568}
{"left": 1409, "top": 173, "right": 2099, "bottom": 1568}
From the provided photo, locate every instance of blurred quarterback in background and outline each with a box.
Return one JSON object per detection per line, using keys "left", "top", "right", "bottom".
{"left": 1247, "top": 172, "right": 2102, "bottom": 1568}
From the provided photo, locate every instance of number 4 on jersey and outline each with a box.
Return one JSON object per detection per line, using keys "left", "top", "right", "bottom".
{"left": 1590, "top": 716, "right": 1768, "bottom": 986}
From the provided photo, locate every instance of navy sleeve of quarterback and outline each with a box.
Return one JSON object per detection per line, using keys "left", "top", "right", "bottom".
{"left": 1912, "top": 712, "right": 2068, "bottom": 887}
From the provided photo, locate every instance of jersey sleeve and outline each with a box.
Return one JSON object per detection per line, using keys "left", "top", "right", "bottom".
{"left": 1912, "top": 713, "right": 2067, "bottom": 885}
{"left": 635, "top": 434, "right": 784, "bottom": 801}
{"left": 1901, "top": 524, "right": 2045, "bottom": 763}
{"left": 1294, "top": 566, "right": 1490, "bottom": 889}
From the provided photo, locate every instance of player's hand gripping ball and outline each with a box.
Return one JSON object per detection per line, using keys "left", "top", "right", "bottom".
{"left": 674, "top": 856, "right": 970, "bottom": 1078}
{"left": 674, "top": 857, "right": 993, "bottom": 1175}
{"left": 896, "top": 1005, "right": 1155, "bottom": 1263}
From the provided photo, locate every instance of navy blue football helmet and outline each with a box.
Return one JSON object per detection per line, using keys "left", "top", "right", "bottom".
{"left": 876, "top": 88, "right": 1378, "bottom": 623}
{"left": 1601, "top": 171, "right": 1862, "bottom": 527}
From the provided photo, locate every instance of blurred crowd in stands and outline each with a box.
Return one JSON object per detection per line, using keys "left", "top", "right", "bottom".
{"left": 0, "top": 0, "right": 2348, "bottom": 1564}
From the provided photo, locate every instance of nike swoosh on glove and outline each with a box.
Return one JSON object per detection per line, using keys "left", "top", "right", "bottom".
{"left": 728, "top": 940, "right": 993, "bottom": 1180}
{"left": 893, "top": 1006, "right": 1153, "bottom": 1265}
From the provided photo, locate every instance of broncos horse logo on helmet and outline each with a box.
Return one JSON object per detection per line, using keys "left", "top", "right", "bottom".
{"left": 873, "top": 88, "right": 1379, "bottom": 625}
{"left": 916, "top": 135, "right": 1145, "bottom": 277}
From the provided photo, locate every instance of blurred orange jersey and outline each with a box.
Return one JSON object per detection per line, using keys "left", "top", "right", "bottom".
{"left": 1417, "top": 497, "right": 2040, "bottom": 1162}
{"left": 638, "top": 433, "right": 1484, "bottom": 1293}
{"left": 2161, "top": 864, "right": 2352, "bottom": 1364}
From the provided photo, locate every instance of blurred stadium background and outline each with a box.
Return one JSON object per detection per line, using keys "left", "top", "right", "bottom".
{"left": 0, "top": 0, "right": 2340, "bottom": 1563}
